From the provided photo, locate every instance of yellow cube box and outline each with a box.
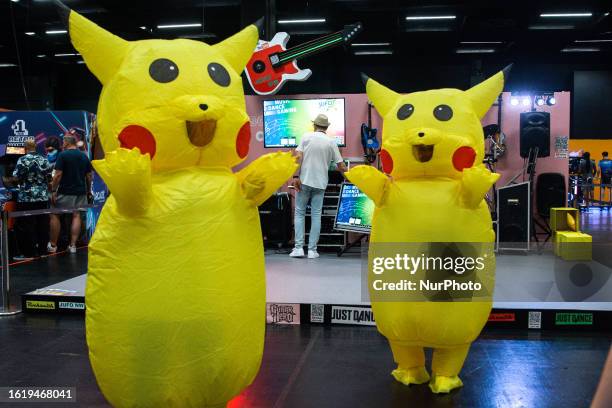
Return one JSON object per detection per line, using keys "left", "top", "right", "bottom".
{"left": 556, "top": 231, "right": 592, "bottom": 261}
{"left": 550, "top": 207, "right": 579, "bottom": 233}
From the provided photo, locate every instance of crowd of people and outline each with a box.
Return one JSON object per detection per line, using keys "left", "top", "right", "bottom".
{"left": 10, "top": 134, "right": 93, "bottom": 261}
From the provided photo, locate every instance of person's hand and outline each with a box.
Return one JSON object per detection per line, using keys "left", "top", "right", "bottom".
{"left": 291, "top": 178, "right": 302, "bottom": 192}
{"left": 51, "top": 192, "right": 57, "bottom": 206}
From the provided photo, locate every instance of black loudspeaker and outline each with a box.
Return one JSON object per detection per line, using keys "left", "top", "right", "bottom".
{"left": 536, "top": 173, "right": 566, "bottom": 218}
{"left": 259, "top": 192, "right": 292, "bottom": 248}
{"left": 497, "top": 182, "right": 530, "bottom": 251}
{"left": 520, "top": 111, "right": 550, "bottom": 158}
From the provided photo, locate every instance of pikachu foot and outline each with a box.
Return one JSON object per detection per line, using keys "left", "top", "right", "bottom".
{"left": 391, "top": 366, "right": 430, "bottom": 386}
{"left": 428, "top": 374, "right": 463, "bottom": 393}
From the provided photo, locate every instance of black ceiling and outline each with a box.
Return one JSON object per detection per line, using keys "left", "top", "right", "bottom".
{"left": 1, "top": 0, "right": 612, "bottom": 110}
{"left": 2, "top": 0, "right": 612, "bottom": 65}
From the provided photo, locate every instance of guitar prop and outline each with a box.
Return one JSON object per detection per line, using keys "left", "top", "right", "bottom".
{"left": 245, "top": 22, "right": 363, "bottom": 95}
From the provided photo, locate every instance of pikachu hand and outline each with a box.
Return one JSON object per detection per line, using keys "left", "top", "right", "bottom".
{"left": 345, "top": 165, "right": 390, "bottom": 207}
{"left": 460, "top": 165, "right": 500, "bottom": 208}
{"left": 93, "top": 148, "right": 152, "bottom": 216}
{"left": 237, "top": 152, "right": 298, "bottom": 206}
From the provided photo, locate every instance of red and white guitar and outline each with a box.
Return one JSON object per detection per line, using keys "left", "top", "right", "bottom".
{"left": 245, "top": 22, "right": 363, "bottom": 95}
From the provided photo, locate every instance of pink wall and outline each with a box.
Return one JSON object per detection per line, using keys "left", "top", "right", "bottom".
{"left": 241, "top": 92, "right": 570, "bottom": 201}
{"left": 483, "top": 92, "right": 570, "bottom": 188}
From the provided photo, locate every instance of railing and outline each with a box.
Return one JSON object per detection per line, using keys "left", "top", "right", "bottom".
{"left": 0, "top": 205, "right": 99, "bottom": 316}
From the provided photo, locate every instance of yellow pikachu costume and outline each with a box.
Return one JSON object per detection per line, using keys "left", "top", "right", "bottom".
{"left": 347, "top": 67, "right": 509, "bottom": 393}
{"left": 57, "top": 3, "right": 297, "bottom": 407}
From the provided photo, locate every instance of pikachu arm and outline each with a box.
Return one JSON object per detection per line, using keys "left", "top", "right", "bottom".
{"left": 345, "top": 165, "right": 390, "bottom": 207}
{"left": 236, "top": 152, "right": 298, "bottom": 207}
{"left": 92, "top": 148, "right": 152, "bottom": 217}
{"left": 460, "top": 165, "right": 500, "bottom": 208}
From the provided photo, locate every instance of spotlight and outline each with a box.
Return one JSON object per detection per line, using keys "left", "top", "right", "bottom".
{"left": 535, "top": 97, "right": 545, "bottom": 106}
{"left": 522, "top": 96, "right": 531, "bottom": 106}
{"left": 547, "top": 96, "right": 556, "bottom": 106}
{"left": 511, "top": 97, "right": 519, "bottom": 106}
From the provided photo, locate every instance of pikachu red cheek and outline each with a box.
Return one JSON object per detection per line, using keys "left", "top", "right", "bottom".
{"left": 380, "top": 148, "right": 394, "bottom": 174}
{"left": 452, "top": 146, "right": 476, "bottom": 172}
{"left": 236, "top": 121, "right": 251, "bottom": 159}
{"left": 119, "top": 125, "right": 157, "bottom": 158}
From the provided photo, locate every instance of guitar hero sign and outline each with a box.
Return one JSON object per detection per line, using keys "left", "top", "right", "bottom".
{"left": 245, "top": 23, "right": 362, "bottom": 95}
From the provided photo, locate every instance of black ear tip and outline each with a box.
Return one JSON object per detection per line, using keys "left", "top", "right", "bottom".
{"left": 502, "top": 63, "right": 513, "bottom": 80}
{"left": 253, "top": 17, "right": 264, "bottom": 36}
{"left": 54, "top": 0, "right": 71, "bottom": 28}
{"left": 360, "top": 72, "right": 370, "bottom": 86}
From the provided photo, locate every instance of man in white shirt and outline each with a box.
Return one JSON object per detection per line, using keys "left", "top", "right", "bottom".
{"left": 290, "top": 114, "right": 347, "bottom": 259}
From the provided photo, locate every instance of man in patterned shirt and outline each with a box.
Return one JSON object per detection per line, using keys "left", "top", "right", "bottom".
{"left": 12, "top": 139, "right": 52, "bottom": 260}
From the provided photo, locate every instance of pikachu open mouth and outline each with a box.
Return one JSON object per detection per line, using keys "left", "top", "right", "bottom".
{"left": 186, "top": 120, "right": 217, "bottom": 147}
{"left": 412, "top": 144, "right": 434, "bottom": 163}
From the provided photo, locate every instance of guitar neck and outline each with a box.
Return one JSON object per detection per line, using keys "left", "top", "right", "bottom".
{"left": 273, "top": 31, "right": 345, "bottom": 67}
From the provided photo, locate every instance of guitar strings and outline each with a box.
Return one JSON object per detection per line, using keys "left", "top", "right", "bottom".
{"left": 277, "top": 33, "right": 344, "bottom": 63}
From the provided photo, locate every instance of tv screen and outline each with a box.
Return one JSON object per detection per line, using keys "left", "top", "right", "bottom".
{"left": 263, "top": 98, "right": 345, "bottom": 148}
{"left": 334, "top": 182, "right": 375, "bottom": 233}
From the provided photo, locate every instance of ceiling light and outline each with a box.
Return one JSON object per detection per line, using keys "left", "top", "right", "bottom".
{"left": 540, "top": 13, "right": 592, "bottom": 18}
{"left": 574, "top": 39, "right": 612, "bottom": 43}
{"left": 561, "top": 47, "right": 600, "bottom": 52}
{"left": 460, "top": 41, "right": 503, "bottom": 44}
{"left": 528, "top": 24, "right": 575, "bottom": 30}
{"left": 354, "top": 50, "right": 393, "bottom": 55}
{"left": 0, "top": 63, "right": 18, "bottom": 67}
{"left": 77, "top": 60, "right": 86, "bottom": 64}
{"left": 45, "top": 30, "right": 67, "bottom": 35}
{"left": 139, "top": 26, "right": 147, "bottom": 30}
{"left": 25, "top": 32, "right": 35, "bottom": 36}
{"left": 54, "top": 53, "right": 79, "bottom": 57}
{"left": 10, "top": 0, "right": 19, "bottom": 3}
{"left": 351, "top": 43, "right": 391, "bottom": 47}
{"left": 522, "top": 97, "right": 531, "bottom": 106}
{"left": 277, "top": 19, "right": 326, "bottom": 24}
{"left": 547, "top": 97, "right": 556, "bottom": 106}
{"left": 511, "top": 97, "right": 520, "bottom": 106}
{"left": 535, "top": 97, "right": 545, "bottom": 106}
{"left": 36, "top": 54, "right": 46, "bottom": 58}
{"left": 157, "top": 23, "right": 202, "bottom": 29}
{"left": 405, "top": 15, "right": 456, "bottom": 20}
{"left": 455, "top": 48, "right": 496, "bottom": 53}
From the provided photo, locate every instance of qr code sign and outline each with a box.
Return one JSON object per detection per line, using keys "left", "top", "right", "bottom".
{"left": 310, "top": 304, "right": 324, "bottom": 323}
{"left": 528, "top": 311, "right": 542, "bottom": 329}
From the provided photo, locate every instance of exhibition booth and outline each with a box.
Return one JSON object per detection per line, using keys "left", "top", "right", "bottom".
{"left": 12, "top": 90, "right": 611, "bottom": 333}
{"left": 0, "top": 0, "right": 610, "bottom": 407}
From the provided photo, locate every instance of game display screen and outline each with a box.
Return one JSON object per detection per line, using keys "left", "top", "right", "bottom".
{"left": 334, "top": 182, "right": 375, "bottom": 233}
{"left": 263, "top": 98, "right": 345, "bottom": 148}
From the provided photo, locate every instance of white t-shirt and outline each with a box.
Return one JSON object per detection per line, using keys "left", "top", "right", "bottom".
{"left": 296, "top": 131, "right": 343, "bottom": 190}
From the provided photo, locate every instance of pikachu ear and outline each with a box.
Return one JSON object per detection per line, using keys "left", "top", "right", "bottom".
{"left": 465, "top": 64, "right": 512, "bottom": 119}
{"left": 362, "top": 73, "right": 400, "bottom": 117}
{"left": 55, "top": 0, "right": 129, "bottom": 85}
{"left": 212, "top": 19, "right": 261, "bottom": 73}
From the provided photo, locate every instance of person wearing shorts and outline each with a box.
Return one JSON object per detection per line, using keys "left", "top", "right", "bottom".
{"left": 48, "top": 135, "right": 93, "bottom": 254}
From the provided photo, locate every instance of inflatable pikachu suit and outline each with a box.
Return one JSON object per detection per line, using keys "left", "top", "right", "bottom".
{"left": 56, "top": 2, "right": 297, "bottom": 407}
{"left": 347, "top": 67, "right": 510, "bottom": 393}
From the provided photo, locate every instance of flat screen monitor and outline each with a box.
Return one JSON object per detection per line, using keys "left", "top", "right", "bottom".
{"left": 334, "top": 182, "right": 375, "bottom": 233}
{"left": 263, "top": 98, "right": 345, "bottom": 148}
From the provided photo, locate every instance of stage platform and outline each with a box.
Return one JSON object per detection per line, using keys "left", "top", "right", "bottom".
{"left": 19, "top": 247, "right": 612, "bottom": 330}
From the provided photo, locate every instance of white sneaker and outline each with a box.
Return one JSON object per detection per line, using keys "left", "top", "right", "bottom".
{"left": 289, "top": 248, "right": 305, "bottom": 258}
{"left": 308, "top": 250, "right": 319, "bottom": 259}
{"left": 47, "top": 242, "right": 57, "bottom": 254}
{"left": 68, "top": 245, "right": 77, "bottom": 254}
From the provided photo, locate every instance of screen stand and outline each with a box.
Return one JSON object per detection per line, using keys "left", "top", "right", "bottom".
{"left": 337, "top": 233, "right": 368, "bottom": 257}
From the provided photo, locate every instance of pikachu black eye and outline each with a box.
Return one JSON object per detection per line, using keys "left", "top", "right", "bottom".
{"left": 149, "top": 58, "right": 179, "bottom": 83}
{"left": 207, "top": 62, "right": 230, "bottom": 87}
{"left": 397, "top": 104, "right": 414, "bottom": 120}
{"left": 433, "top": 104, "right": 453, "bottom": 121}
